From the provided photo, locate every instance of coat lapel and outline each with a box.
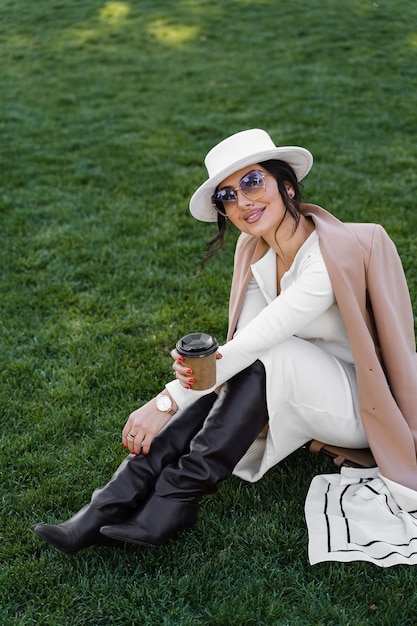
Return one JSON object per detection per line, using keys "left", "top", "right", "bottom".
{"left": 227, "top": 235, "right": 268, "bottom": 340}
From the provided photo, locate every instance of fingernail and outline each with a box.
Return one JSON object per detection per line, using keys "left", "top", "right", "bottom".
{"left": 177, "top": 356, "right": 184, "bottom": 361}
{"left": 188, "top": 378, "right": 195, "bottom": 384}
{"left": 186, "top": 369, "right": 192, "bottom": 375}
{"left": 185, "top": 385, "right": 190, "bottom": 389}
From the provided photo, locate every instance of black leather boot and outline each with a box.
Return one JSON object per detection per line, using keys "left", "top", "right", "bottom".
{"left": 100, "top": 361, "right": 268, "bottom": 547}
{"left": 34, "top": 392, "right": 217, "bottom": 554}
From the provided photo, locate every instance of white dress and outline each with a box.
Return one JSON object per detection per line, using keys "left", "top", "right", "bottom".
{"left": 166, "top": 231, "right": 368, "bottom": 483}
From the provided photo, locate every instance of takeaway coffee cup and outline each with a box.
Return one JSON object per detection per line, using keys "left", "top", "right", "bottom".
{"left": 176, "top": 332, "right": 219, "bottom": 390}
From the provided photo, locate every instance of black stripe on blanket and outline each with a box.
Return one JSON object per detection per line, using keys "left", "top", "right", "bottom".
{"left": 324, "top": 480, "right": 417, "bottom": 563}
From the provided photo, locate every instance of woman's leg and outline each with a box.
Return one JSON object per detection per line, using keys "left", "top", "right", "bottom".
{"left": 34, "top": 392, "right": 217, "bottom": 554}
{"left": 101, "top": 360, "right": 269, "bottom": 547}
{"left": 234, "top": 337, "right": 367, "bottom": 483}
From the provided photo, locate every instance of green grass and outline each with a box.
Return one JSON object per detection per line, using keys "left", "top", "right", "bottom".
{"left": 1, "top": 0, "right": 417, "bottom": 623}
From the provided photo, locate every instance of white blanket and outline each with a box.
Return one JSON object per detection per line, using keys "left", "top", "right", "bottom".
{"left": 305, "top": 467, "right": 417, "bottom": 567}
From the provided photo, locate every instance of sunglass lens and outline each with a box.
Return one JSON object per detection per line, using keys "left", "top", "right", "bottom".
{"left": 240, "top": 171, "right": 264, "bottom": 196}
{"left": 213, "top": 188, "right": 237, "bottom": 203}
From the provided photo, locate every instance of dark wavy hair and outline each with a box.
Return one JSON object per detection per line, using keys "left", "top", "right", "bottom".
{"left": 199, "top": 159, "right": 303, "bottom": 269}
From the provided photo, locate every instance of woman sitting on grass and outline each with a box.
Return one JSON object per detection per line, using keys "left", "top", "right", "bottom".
{"left": 35, "top": 129, "right": 417, "bottom": 555}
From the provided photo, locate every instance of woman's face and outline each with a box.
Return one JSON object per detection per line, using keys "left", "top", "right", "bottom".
{"left": 217, "top": 164, "right": 294, "bottom": 239}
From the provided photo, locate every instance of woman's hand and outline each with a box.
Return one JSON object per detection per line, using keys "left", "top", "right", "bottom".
{"left": 122, "top": 397, "right": 174, "bottom": 455}
{"left": 171, "top": 348, "right": 222, "bottom": 388}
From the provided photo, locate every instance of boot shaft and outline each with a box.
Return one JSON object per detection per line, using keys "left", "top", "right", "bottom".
{"left": 155, "top": 361, "right": 268, "bottom": 500}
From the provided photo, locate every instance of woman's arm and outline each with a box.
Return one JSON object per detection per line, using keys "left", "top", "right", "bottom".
{"left": 215, "top": 246, "right": 334, "bottom": 383}
{"left": 168, "top": 244, "right": 335, "bottom": 403}
{"left": 122, "top": 392, "right": 178, "bottom": 455}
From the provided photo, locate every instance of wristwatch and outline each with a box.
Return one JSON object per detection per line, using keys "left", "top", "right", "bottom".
{"left": 156, "top": 393, "right": 177, "bottom": 415}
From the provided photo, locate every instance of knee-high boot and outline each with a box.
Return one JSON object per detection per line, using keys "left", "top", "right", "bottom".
{"left": 34, "top": 392, "right": 217, "bottom": 554}
{"left": 100, "top": 360, "right": 268, "bottom": 547}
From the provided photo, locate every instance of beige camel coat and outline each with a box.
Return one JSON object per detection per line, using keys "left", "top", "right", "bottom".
{"left": 227, "top": 204, "right": 417, "bottom": 490}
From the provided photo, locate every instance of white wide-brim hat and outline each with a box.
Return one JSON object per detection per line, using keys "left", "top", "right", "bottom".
{"left": 189, "top": 128, "right": 313, "bottom": 222}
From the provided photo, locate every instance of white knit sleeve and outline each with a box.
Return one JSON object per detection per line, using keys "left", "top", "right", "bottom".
{"left": 164, "top": 378, "right": 211, "bottom": 409}
{"left": 214, "top": 246, "right": 335, "bottom": 385}
{"left": 165, "top": 244, "right": 334, "bottom": 410}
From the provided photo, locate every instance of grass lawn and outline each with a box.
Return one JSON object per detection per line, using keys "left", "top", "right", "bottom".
{"left": 1, "top": 0, "right": 417, "bottom": 623}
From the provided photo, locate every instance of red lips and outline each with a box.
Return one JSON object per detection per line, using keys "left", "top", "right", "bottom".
{"left": 244, "top": 207, "right": 266, "bottom": 223}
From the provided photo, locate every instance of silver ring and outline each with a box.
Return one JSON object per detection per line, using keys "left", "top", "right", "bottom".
{"left": 127, "top": 432, "right": 135, "bottom": 441}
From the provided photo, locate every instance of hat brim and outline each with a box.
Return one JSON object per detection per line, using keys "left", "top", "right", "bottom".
{"left": 189, "top": 146, "right": 313, "bottom": 223}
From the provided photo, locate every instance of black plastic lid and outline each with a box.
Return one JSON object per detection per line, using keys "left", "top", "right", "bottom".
{"left": 176, "top": 333, "right": 218, "bottom": 357}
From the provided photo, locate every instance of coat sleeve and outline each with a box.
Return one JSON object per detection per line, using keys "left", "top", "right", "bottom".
{"left": 366, "top": 224, "right": 417, "bottom": 428}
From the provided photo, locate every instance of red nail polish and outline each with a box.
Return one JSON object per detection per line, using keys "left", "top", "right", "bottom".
{"left": 186, "top": 369, "right": 192, "bottom": 375}
{"left": 177, "top": 356, "right": 184, "bottom": 361}
{"left": 185, "top": 385, "right": 190, "bottom": 389}
{"left": 188, "top": 378, "right": 195, "bottom": 384}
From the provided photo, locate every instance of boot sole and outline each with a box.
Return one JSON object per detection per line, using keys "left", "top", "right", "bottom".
{"left": 100, "top": 527, "right": 161, "bottom": 548}
{"left": 34, "top": 525, "right": 116, "bottom": 555}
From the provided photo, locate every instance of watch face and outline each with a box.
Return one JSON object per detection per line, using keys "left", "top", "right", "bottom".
{"left": 157, "top": 395, "right": 172, "bottom": 411}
